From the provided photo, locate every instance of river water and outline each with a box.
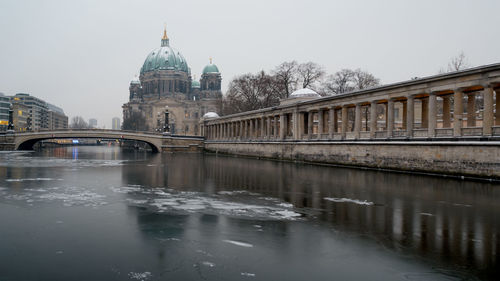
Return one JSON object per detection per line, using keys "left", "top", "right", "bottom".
{"left": 0, "top": 146, "right": 498, "bottom": 280}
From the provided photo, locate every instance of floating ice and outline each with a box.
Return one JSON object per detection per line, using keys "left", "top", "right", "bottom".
{"left": 201, "top": 261, "right": 215, "bottom": 267}
{"left": 114, "top": 185, "right": 302, "bottom": 220}
{"left": 128, "top": 271, "right": 152, "bottom": 280}
{"left": 39, "top": 189, "right": 106, "bottom": 207}
{"left": 274, "top": 210, "right": 301, "bottom": 219}
{"left": 5, "top": 178, "right": 62, "bottom": 182}
{"left": 1, "top": 185, "right": 107, "bottom": 207}
{"left": 223, "top": 240, "right": 253, "bottom": 248}
{"left": 323, "top": 197, "right": 374, "bottom": 206}
{"left": 217, "top": 190, "right": 260, "bottom": 196}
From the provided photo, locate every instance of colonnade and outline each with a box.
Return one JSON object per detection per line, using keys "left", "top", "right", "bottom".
{"left": 204, "top": 82, "right": 500, "bottom": 141}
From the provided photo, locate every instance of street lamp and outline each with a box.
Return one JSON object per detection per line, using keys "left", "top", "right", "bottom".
{"left": 163, "top": 106, "right": 170, "bottom": 134}
{"left": 157, "top": 112, "right": 161, "bottom": 132}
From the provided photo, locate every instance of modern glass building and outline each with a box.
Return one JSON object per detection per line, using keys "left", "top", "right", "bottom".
{"left": 0, "top": 93, "right": 11, "bottom": 131}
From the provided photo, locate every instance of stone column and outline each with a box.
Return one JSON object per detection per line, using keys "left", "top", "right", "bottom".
{"left": 402, "top": 101, "right": 407, "bottom": 130}
{"left": 407, "top": 96, "right": 414, "bottom": 138}
{"left": 354, "top": 103, "right": 362, "bottom": 139}
{"left": 307, "top": 111, "right": 313, "bottom": 139}
{"left": 267, "top": 116, "right": 272, "bottom": 139}
{"left": 496, "top": 88, "right": 500, "bottom": 126}
{"left": 280, "top": 114, "right": 286, "bottom": 139}
{"left": 421, "top": 97, "right": 428, "bottom": 128}
{"left": 341, "top": 106, "right": 348, "bottom": 139}
{"left": 318, "top": 109, "right": 324, "bottom": 137}
{"left": 249, "top": 119, "right": 253, "bottom": 139}
{"left": 467, "top": 93, "right": 476, "bottom": 127}
{"left": 242, "top": 121, "right": 246, "bottom": 139}
{"left": 370, "top": 101, "right": 377, "bottom": 138}
{"left": 328, "top": 107, "right": 335, "bottom": 138}
{"left": 293, "top": 110, "right": 299, "bottom": 140}
{"left": 495, "top": 88, "right": 500, "bottom": 126}
{"left": 442, "top": 95, "right": 451, "bottom": 128}
{"left": 428, "top": 93, "right": 437, "bottom": 137}
{"left": 387, "top": 99, "right": 394, "bottom": 138}
{"left": 483, "top": 87, "right": 494, "bottom": 135}
{"left": 273, "top": 116, "right": 279, "bottom": 138}
{"left": 453, "top": 90, "right": 463, "bottom": 137}
{"left": 261, "top": 117, "right": 266, "bottom": 139}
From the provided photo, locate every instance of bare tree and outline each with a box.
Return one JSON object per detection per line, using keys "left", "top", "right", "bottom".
{"left": 321, "top": 69, "right": 355, "bottom": 95}
{"left": 223, "top": 71, "right": 281, "bottom": 115}
{"left": 272, "top": 61, "right": 298, "bottom": 98}
{"left": 122, "top": 111, "right": 148, "bottom": 131}
{"left": 70, "top": 116, "right": 88, "bottom": 129}
{"left": 321, "top": 68, "right": 380, "bottom": 95}
{"left": 297, "top": 62, "right": 325, "bottom": 89}
{"left": 447, "top": 51, "right": 470, "bottom": 72}
{"left": 352, "top": 69, "right": 380, "bottom": 90}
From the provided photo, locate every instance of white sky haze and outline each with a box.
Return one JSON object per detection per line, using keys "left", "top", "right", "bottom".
{"left": 1, "top": 0, "right": 499, "bottom": 128}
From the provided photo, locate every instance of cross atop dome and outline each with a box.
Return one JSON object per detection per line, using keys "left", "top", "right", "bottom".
{"left": 161, "top": 25, "right": 169, "bottom": 47}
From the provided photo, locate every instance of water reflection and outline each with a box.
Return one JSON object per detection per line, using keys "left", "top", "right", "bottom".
{"left": 122, "top": 153, "right": 500, "bottom": 278}
{"left": 1, "top": 147, "right": 498, "bottom": 280}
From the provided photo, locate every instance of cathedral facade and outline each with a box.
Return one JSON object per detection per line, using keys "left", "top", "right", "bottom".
{"left": 122, "top": 29, "right": 222, "bottom": 135}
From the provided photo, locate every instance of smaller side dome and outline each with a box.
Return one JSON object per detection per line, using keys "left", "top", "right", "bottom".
{"left": 191, "top": 80, "right": 201, "bottom": 89}
{"left": 202, "top": 64, "right": 219, "bottom": 74}
{"left": 203, "top": 112, "right": 219, "bottom": 119}
{"left": 130, "top": 75, "right": 140, "bottom": 85}
{"left": 289, "top": 88, "right": 320, "bottom": 98}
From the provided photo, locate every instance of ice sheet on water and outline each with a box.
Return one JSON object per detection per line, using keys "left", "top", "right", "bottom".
{"left": 39, "top": 188, "right": 106, "bottom": 207}
{"left": 112, "top": 185, "right": 302, "bottom": 220}
{"left": 0, "top": 157, "right": 126, "bottom": 168}
{"left": 201, "top": 261, "right": 215, "bottom": 267}
{"left": 128, "top": 271, "right": 152, "bottom": 280}
{"left": 1, "top": 186, "right": 107, "bottom": 207}
{"left": 223, "top": 240, "right": 253, "bottom": 248}
{"left": 217, "top": 190, "right": 260, "bottom": 196}
{"left": 323, "top": 197, "right": 374, "bottom": 206}
{"left": 5, "top": 178, "right": 62, "bottom": 182}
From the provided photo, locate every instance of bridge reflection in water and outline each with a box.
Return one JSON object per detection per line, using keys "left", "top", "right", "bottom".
{"left": 122, "top": 152, "right": 499, "bottom": 277}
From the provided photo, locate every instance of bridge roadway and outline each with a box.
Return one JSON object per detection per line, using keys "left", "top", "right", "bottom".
{"left": 0, "top": 129, "right": 204, "bottom": 153}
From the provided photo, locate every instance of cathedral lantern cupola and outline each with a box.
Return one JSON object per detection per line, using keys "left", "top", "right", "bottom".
{"left": 161, "top": 26, "right": 169, "bottom": 47}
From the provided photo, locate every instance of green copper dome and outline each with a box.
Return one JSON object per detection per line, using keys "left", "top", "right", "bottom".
{"left": 202, "top": 63, "right": 219, "bottom": 74}
{"left": 140, "top": 35, "right": 189, "bottom": 75}
{"left": 191, "top": 80, "right": 200, "bottom": 88}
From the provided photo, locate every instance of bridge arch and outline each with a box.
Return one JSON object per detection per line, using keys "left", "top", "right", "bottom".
{"left": 14, "top": 130, "right": 163, "bottom": 153}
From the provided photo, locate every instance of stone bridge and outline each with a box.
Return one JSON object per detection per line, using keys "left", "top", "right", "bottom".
{"left": 0, "top": 129, "right": 204, "bottom": 153}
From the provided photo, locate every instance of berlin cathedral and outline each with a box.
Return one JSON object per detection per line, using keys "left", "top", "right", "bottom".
{"left": 122, "top": 28, "right": 222, "bottom": 135}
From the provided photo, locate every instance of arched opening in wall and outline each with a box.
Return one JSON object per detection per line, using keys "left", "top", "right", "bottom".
{"left": 17, "top": 137, "right": 160, "bottom": 153}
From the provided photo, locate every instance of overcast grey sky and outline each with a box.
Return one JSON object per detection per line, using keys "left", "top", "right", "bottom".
{"left": 1, "top": 0, "right": 499, "bottom": 128}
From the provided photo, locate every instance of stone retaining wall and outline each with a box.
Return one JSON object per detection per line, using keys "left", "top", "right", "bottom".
{"left": 205, "top": 141, "right": 500, "bottom": 179}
